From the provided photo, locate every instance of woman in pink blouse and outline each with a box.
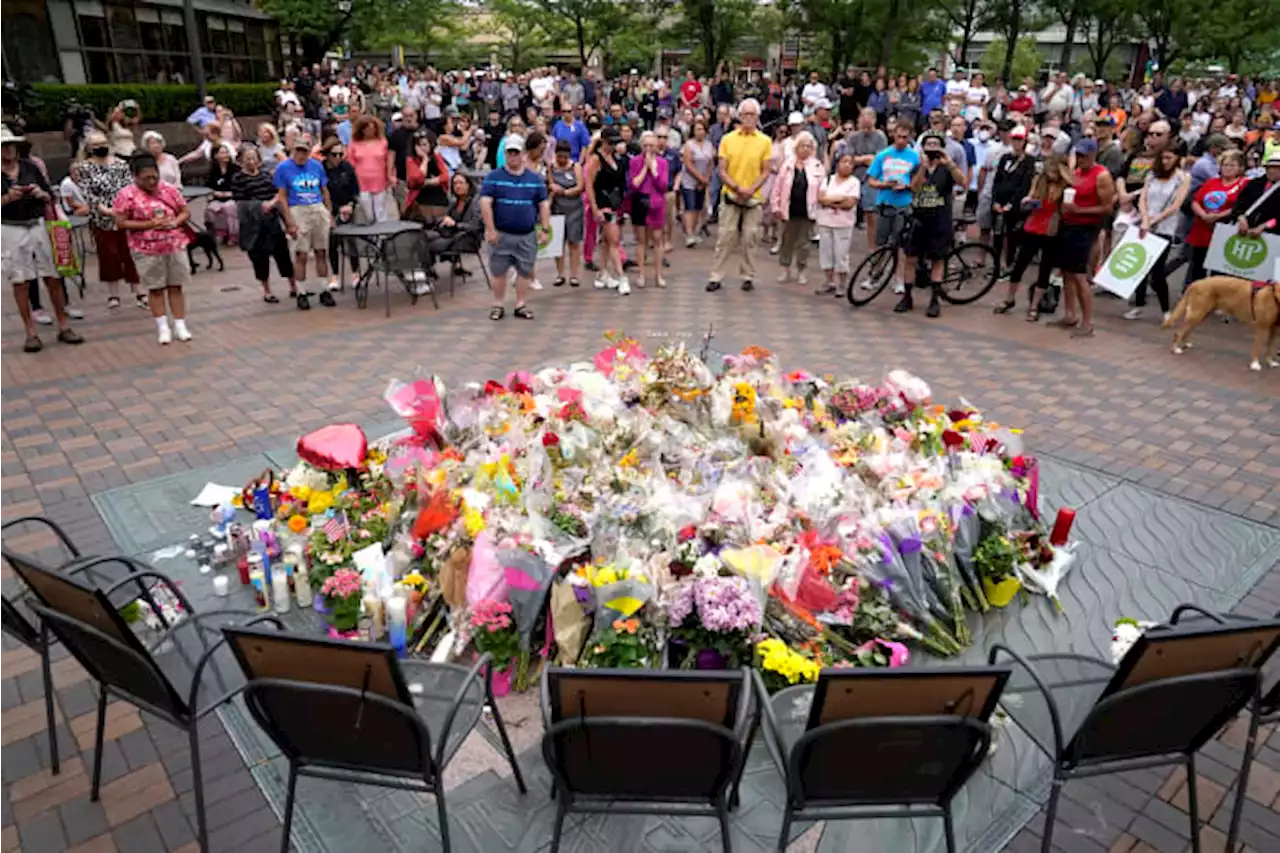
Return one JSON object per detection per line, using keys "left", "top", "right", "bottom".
{"left": 628, "top": 131, "right": 669, "bottom": 289}
{"left": 346, "top": 115, "right": 396, "bottom": 223}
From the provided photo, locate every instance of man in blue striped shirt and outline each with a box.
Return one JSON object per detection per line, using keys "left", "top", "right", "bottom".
{"left": 480, "top": 135, "right": 550, "bottom": 322}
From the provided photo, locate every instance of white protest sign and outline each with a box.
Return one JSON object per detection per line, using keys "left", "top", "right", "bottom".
{"left": 1206, "top": 224, "right": 1280, "bottom": 281}
{"left": 1094, "top": 230, "right": 1169, "bottom": 299}
{"left": 536, "top": 214, "right": 565, "bottom": 261}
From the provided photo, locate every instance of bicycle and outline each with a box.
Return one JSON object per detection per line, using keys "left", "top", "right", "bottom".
{"left": 846, "top": 206, "right": 999, "bottom": 308}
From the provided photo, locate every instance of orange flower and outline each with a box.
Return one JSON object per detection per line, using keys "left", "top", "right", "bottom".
{"left": 612, "top": 619, "right": 625, "bottom": 632}
{"left": 287, "top": 515, "right": 308, "bottom": 534}
{"left": 623, "top": 618, "right": 640, "bottom": 634}
{"left": 809, "top": 544, "right": 843, "bottom": 575}
{"left": 740, "top": 345, "right": 773, "bottom": 360}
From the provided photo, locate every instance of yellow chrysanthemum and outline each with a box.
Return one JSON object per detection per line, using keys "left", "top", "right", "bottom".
{"left": 463, "top": 506, "right": 486, "bottom": 538}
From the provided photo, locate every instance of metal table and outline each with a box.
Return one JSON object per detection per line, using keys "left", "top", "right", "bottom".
{"left": 332, "top": 219, "right": 435, "bottom": 317}
{"left": 181, "top": 185, "right": 213, "bottom": 235}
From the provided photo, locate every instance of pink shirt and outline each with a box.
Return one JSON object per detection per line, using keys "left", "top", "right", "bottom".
{"left": 348, "top": 138, "right": 390, "bottom": 194}
{"left": 112, "top": 182, "right": 191, "bottom": 256}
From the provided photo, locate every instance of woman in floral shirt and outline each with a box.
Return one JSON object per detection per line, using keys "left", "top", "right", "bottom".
{"left": 78, "top": 129, "right": 142, "bottom": 309}
{"left": 112, "top": 154, "right": 193, "bottom": 345}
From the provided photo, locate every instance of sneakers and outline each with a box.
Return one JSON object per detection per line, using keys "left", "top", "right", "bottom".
{"left": 892, "top": 281, "right": 907, "bottom": 295}
{"left": 925, "top": 295, "right": 941, "bottom": 318}
{"left": 173, "top": 320, "right": 192, "bottom": 342}
{"left": 685, "top": 236, "right": 697, "bottom": 248}
{"left": 769, "top": 242, "right": 780, "bottom": 256}
{"left": 530, "top": 278, "right": 544, "bottom": 290}
{"left": 33, "top": 310, "right": 53, "bottom": 326}
{"left": 319, "top": 290, "right": 337, "bottom": 306}
{"left": 1162, "top": 311, "right": 1172, "bottom": 325}
{"left": 296, "top": 293, "right": 311, "bottom": 310}
{"left": 655, "top": 277, "right": 667, "bottom": 289}
{"left": 411, "top": 281, "right": 433, "bottom": 296}
{"left": 594, "top": 275, "right": 608, "bottom": 289}
{"left": 778, "top": 268, "right": 792, "bottom": 284}
{"left": 618, "top": 278, "right": 632, "bottom": 296}
{"left": 158, "top": 324, "right": 172, "bottom": 345}
{"left": 67, "top": 307, "right": 84, "bottom": 320}
{"left": 1122, "top": 307, "right": 1144, "bottom": 320}
{"left": 893, "top": 293, "right": 913, "bottom": 313}
{"left": 135, "top": 293, "right": 149, "bottom": 309}
{"left": 742, "top": 279, "right": 755, "bottom": 292}
{"left": 706, "top": 280, "right": 722, "bottom": 292}
{"left": 327, "top": 276, "right": 340, "bottom": 292}
{"left": 796, "top": 270, "right": 808, "bottom": 286}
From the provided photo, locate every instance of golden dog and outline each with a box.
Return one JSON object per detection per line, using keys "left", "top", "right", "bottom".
{"left": 1163, "top": 275, "right": 1280, "bottom": 371}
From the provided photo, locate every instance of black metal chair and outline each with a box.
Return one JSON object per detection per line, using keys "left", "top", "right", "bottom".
{"left": 990, "top": 606, "right": 1280, "bottom": 853}
{"left": 1, "top": 516, "right": 170, "bottom": 776}
{"left": 753, "top": 666, "right": 1009, "bottom": 853}
{"left": 222, "top": 627, "right": 526, "bottom": 853}
{"left": 439, "top": 246, "right": 493, "bottom": 296}
{"left": 5, "top": 555, "right": 281, "bottom": 853}
{"left": 539, "top": 667, "right": 754, "bottom": 853}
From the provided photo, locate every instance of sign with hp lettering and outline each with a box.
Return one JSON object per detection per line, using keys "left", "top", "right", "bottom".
{"left": 1095, "top": 231, "right": 1169, "bottom": 299}
{"left": 1206, "top": 224, "right": 1280, "bottom": 280}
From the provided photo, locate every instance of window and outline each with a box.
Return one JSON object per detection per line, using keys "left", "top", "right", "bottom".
{"left": 137, "top": 7, "right": 165, "bottom": 52}
{"left": 75, "top": 0, "right": 109, "bottom": 48}
{"left": 47, "top": 0, "right": 80, "bottom": 49}
{"left": 107, "top": 4, "right": 139, "bottom": 49}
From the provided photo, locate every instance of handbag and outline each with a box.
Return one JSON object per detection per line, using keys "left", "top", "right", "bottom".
{"left": 630, "top": 190, "right": 651, "bottom": 224}
{"left": 43, "top": 202, "right": 80, "bottom": 278}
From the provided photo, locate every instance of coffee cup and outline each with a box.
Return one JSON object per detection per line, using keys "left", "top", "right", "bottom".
{"left": 1063, "top": 188, "right": 1077, "bottom": 205}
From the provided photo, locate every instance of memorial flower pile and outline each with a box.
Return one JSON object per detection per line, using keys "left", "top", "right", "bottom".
{"left": 272, "top": 333, "right": 1074, "bottom": 691}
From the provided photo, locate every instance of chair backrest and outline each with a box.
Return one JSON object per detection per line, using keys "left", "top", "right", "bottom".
{"left": 541, "top": 667, "right": 748, "bottom": 803}
{"left": 6, "top": 554, "right": 187, "bottom": 718}
{"left": 788, "top": 667, "right": 1007, "bottom": 808}
{"left": 2, "top": 595, "right": 42, "bottom": 650}
{"left": 1066, "top": 619, "right": 1280, "bottom": 766}
{"left": 225, "top": 628, "right": 430, "bottom": 778}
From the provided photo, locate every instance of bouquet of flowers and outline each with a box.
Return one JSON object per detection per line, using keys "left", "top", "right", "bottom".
{"left": 755, "top": 637, "right": 821, "bottom": 692}
{"left": 580, "top": 617, "right": 659, "bottom": 669}
{"left": 469, "top": 599, "right": 520, "bottom": 670}
{"left": 666, "top": 575, "right": 762, "bottom": 669}
{"left": 321, "top": 568, "right": 364, "bottom": 632}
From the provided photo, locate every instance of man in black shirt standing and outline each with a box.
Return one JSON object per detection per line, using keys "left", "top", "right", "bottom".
{"left": 388, "top": 107, "right": 419, "bottom": 204}
{"left": 897, "top": 130, "right": 967, "bottom": 318}
{"left": 1, "top": 126, "right": 83, "bottom": 351}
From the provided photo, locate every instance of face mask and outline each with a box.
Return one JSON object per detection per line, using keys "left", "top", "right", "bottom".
{"left": 977, "top": 130, "right": 992, "bottom": 142}
{"left": 91, "top": 146, "right": 110, "bottom": 158}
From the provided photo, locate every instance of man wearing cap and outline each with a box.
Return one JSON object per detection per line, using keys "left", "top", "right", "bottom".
{"left": 1095, "top": 115, "right": 1125, "bottom": 177}
{"left": 808, "top": 99, "right": 832, "bottom": 155}
{"left": 1010, "top": 85, "right": 1034, "bottom": 116}
{"left": 1230, "top": 151, "right": 1280, "bottom": 237}
{"left": 274, "top": 133, "right": 334, "bottom": 310}
{"left": 480, "top": 135, "right": 551, "bottom": 321}
{"left": 707, "top": 98, "right": 772, "bottom": 293}
{"left": 988, "top": 125, "right": 1034, "bottom": 280}
{"left": 2, "top": 125, "right": 84, "bottom": 351}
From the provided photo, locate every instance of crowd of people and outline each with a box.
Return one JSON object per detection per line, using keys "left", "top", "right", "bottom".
{"left": 4, "top": 59, "right": 1279, "bottom": 345}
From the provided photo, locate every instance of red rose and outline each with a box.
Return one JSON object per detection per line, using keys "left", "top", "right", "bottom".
{"left": 542, "top": 432, "right": 560, "bottom": 447}
{"left": 678, "top": 525, "right": 697, "bottom": 541}
{"left": 942, "top": 430, "right": 965, "bottom": 448}
{"left": 510, "top": 380, "right": 533, "bottom": 395}
{"left": 670, "top": 561, "right": 693, "bottom": 578}
{"left": 949, "top": 409, "right": 972, "bottom": 422}
{"left": 1011, "top": 455, "right": 1027, "bottom": 468}
{"left": 483, "top": 380, "right": 506, "bottom": 396}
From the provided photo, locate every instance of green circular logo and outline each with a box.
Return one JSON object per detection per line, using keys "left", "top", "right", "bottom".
{"left": 1108, "top": 243, "right": 1148, "bottom": 279}
{"left": 1224, "top": 235, "right": 1268, "bottom": 271}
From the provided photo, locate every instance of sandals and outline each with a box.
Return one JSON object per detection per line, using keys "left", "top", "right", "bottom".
{"left": 106, "top": 296, "right": 121, "bottom": 310}
{"left": 553, "top": 277, "right": 567, "bottom": 288}
{"left": 1046, "top": 317, "right": 1079, "bottom": 329}
{"left": 134, "top": 294, "right": 148, "bottom": 309}
{"left": 513, "top": 305, "right": 534, "bottom": 320}
{"left": 1069, "top": 325, "right": 1095, "bottom": 338}
{"left": 263, "top": 294, "right": 280, "bottom": 304}
{"left": 993, "top": 300, "right": 1016, "bottom": 315}
{"left": 57, "top": 329, "right": 84, "bottom": 345}
{"left": 23, "top": 335, "right": 42, "bottom": 353}
{"left": 490, "top": 306, "right": 505, "bottom": 321}
{"left": 1025, "top": 308, "right": 1039, "bottom": 322}
{"left": 569, "top": 278, "right": 581, "bottom": 288}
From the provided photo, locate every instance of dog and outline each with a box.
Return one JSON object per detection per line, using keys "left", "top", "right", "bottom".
{"left": 186, "top": 230, "right": 224, "bottom": 274}
{"left": 1163, "top": 275, "right": 1280, "bottom": 371}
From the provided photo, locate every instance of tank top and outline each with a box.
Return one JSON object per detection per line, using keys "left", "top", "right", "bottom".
{"left": 1062, "top": 163, "right": 1107, "bottom": 226}
{"left": 681, "top": 139, "right": 714, "bottom": 190}
{"left": 1143, "top": 171, "right": 1184, "bottom": 236}
{"left": 551, "top": 164, "right": 581, "bottom": 214}
{"left": 593, "top": 155, "right": 625, "bottom": 211}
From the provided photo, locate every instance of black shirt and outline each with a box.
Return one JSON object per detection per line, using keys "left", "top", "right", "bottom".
{"left": 1231, "top": 178, "right": 1280, "bottom": 234}
{"left": 1, "top": 160, "right": 51, "bottom": 223}
{"left": 788, "top": 165, "right": 809, "bottom": 220}
{"left": 992, "top": 153, "right": 1036, "bottom": 207}
{"left": 837, "top": 76, "right": 858, "bottom": 122}
{"left": 207, "top": 162, "right": 237, "bottom": 194}
{"left": 388, "top": 126, "right": 417, "bottom": 181}
{"left": 230, "top": 169, "right": 276, "bottom": 201}
{"left": 914, "top": 162, "right": 956, "bottom": 220}
{"left": 324, "top": 161, "right": 360, "bottom": 212}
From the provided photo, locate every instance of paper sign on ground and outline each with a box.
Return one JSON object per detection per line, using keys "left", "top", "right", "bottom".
{"left": 1094, "top": 231, "right": 1170, "bottom": 299}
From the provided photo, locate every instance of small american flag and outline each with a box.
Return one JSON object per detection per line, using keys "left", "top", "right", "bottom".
{"left": 323, "top": 513, "right": 349, "bottom": 543}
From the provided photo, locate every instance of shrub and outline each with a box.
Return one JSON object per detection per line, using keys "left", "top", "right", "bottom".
{"left": 24, "top": 83, "right": 276, "bottom": 132}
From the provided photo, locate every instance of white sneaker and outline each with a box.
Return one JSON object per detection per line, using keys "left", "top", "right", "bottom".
{"left": 412, "top": 281, "right": 433, "bottom": 296}
{"left": 606, "top": 274, "right": 620, "bottom": 290}
{"left": 618, "top": 278, "right": 632, "bottom": 296}
{"left": 349, "top": 274, "right": 361, "bottom": 288}
{"left": 33, "top": 310, "right": 53, "bottom": 326}
{"left": 327, "top": 276, "right": 340, "bottom": 292}
{"left": 173, "top": 321, "right": 192, "bottom": 342}
{"left": 769, "top": 242, "right": 780, "bottom": 256}
{"left": 797, "top": 271, "right": 808, "bottom": 286}
{"left": 1122, "top": 307, "right": 1145, "bottom": 320}
{"left": 778, "top": 268, "right": 792, "bottom": 284}
{"left": 656, "top": 276, "right": 667, "bottom": 289}
{"left": 685, "top": 236, "right": 697, "bottom": 248}
{"left": 530, "top": 278, "right": 544, "bottom": 291}
{"left": 1162, "top": 311, "right": 1172, "bottom": 326}
{"left": 158, "top": 324, "right": 172, "bottom": 345}
{"left": 594, "top": 275, "right": 607, "bottom": 289}
{"left": 892, "top": 282, "right": 906, "bottom": 295}
{"left": 67, "top": 307, "right": 84, "bottom": 320}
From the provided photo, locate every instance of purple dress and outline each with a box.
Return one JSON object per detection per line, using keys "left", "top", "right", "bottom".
{"left": 628, "top": 154, "right": 668, "bottom": 230}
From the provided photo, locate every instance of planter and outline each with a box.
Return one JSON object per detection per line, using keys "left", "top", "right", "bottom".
{"left": 328, "top": 598, "right": 361, "bottom": 633}
{"left": 313, "top": 592, "right": 331, "bottom": 613}
{"left": 982, "top": 576, "right": 1023, "bottom": 608}
{"left": 489, "top": 661, "right": 516, "bottom": 698}
{"left": 667, "top": 639, "right": 729, "bottom": 670}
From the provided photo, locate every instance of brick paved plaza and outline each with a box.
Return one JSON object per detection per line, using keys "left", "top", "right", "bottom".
{"left": 2, "top": 238, "right": 1279, "bottom": 853}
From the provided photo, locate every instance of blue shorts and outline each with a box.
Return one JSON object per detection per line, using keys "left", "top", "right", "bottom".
{"left": 681, "top": 187, "right": 706, "bottom": 212}
{"left": 488, "top": 231, "right": 538, "bottom": 278}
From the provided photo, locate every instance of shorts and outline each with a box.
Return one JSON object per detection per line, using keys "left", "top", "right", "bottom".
{"left": 1, "top": 222, "right": 57, "bottom": 283}
{"left": 859, "top": 185, "right": 879, "bottom": 212}
{"left": 681, "top": 187, "right": 706, "bottom": 212}
{"left": 874, "top": 206, "right": 909, "bottom": 247}
{"left": 906, "top": 215, "right": 952, "bottom": 261}
{"left": 289, "top": 203, "right": 331, "bottom": 253}
{"left": 489, "top": 230, "right": 537, "bottom": 278}
{"left": 1056, "top": 223, "right": 1099, "bottom": 274}
{"left": 976, "top": 195, "right": 994, "bottom": 231}
{"left": 91, "top": 227, "right": 140, "bottom": 283}
{"left": 134, "top": 250, "right": 191, "bottom": 291}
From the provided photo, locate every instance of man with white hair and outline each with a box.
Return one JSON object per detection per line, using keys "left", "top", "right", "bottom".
{"left": 707, "top": 98, "right": 772, "bottom": 293}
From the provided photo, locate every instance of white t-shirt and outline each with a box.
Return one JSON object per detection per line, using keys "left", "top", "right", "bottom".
{"left": 946, "top": 79, "right": 970, "bottom": 103}
{"left": 275, "top": 89, "right": 300, "bottom": 108}
{"left": 423, "top": 82, "right": 443, "bottom": 119}
{"left": 816, "top": 173, "right": 860, "bottom": 229}
{"left": 1191, "top": 110, "right": 1212, "bottom": 135}
{"left": 1218, "top": 84, "right": 1238, "bottom": 99}
{"left": 802, "top": 82, "right": 828, "bottom": 107}
{"left": 59, "top": 176, "right": 87, "bottom": 214}
{"left": 530, "top": 76, "right": 556, "bottom": 105}
{"left": 964, "top": 86, "right": 989, "bottom": 122}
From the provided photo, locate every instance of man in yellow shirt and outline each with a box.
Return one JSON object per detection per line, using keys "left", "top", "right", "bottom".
{"left": 707, "top": 98, "right": 773, "bottom": 292}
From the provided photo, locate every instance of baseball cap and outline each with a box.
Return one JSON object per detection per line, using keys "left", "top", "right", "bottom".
{"left": 1008, "top": 126, "right": 1028, "bottom": 140}
{"left": 1204, "top": 133, "right": 1230, "bottom": 149}
{"left": 815, "top": 98, "right": 833, "bottom": 110}
{"left": 292, "top": 136, "right": 312, "bottom": 150}
{"left": 788, "top": 111, "right": 804, "bottom": 125}
{"left": 1096, "top": 114, "right": 1117, "bottom": 127}
{"left": 391, "top": 111, "right": 403, "bottom": 123}
{"left": 1267, "top": 151, "right": 1280, "bottom": 167}
{"left": 505, "top": 135, "right": 525, "bottom": 152}
{"left": 1041, "top": 126, "right": 1060, "bottom": 138}
{"left": 1093, "top": 79, "right": 1105, "bottom": 87}
{"left": 1073, "top": 138, "right": 1099, "bottom": 155}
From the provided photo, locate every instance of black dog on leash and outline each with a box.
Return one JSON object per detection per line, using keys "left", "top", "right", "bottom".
{"left": 187, "top": 231, "right": 225, "bottom": 273}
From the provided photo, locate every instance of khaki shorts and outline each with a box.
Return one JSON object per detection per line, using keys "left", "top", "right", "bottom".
{"left": 1, "top": 222, "right": 57, "bottom": 283}
{"left": 289, "top": 203, "right": 331, "bottom": 253}
{"left": 134, "top": 251, "right": 191, "bottom": 291}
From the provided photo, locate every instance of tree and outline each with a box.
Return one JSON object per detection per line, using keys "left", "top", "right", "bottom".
{"left": 487, "top": 0, "right": 567, "bottom": 71}
{"left": 1048, "top": 0, "right": 1085, "bottom": 74}
{"left": 257, "top": 0, "right": 388, "bottom": 66}
{"left": 983, "top": 0, "right": 1044, "bottom": 83}
{"left": 357, "top": 0, "right": 464, "bottom": 64}
{"left": 1200, "top": 0, "right": 1280, "bottom": 74}
{"left": 1079, "top": 0, "right": 1137, "bottom": 80}
{"left": 930, "top": 0, "right": 991, "bottom": 70}
{"left": 980, "top": 35, "right": 1043, "bottom": 84}
{"left": 675, "top": 0, "right": 757, "bottom": 74}
{"left": 1138, "top": 0, "right": 1200, "bottom": 72}
{"left": 534, "top": 0, "right": 639, "bottom": 69}
{"left": 799, "top": 0, "right": 868, "bottom": 77}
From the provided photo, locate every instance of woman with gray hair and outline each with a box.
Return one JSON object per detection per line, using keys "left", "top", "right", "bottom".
{"left": 142, "top": 131, "right": 183, "bottom": 187}
{"left": 768, "top": 130, "right": 825, "bottom": 285}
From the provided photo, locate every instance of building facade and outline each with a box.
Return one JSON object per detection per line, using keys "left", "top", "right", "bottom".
{"left": 2, "top": 0, "right": 282, "bottom": 85}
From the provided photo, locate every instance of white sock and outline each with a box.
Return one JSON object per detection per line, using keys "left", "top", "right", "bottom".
{"left": 155, "top": 316, "right": 170, "bottom": 332}
{"left": 173, "top": 318, "right": 189, "bottom": 334}
{"left": 297, "top": 279, "right": 308, "bottom": 295}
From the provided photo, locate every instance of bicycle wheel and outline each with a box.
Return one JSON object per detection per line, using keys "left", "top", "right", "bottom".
{"left": 939, "top": 242, "right": 998, "bottom": 305}
{"left": 847, "top": 247, "right": 897, "bottom": 307}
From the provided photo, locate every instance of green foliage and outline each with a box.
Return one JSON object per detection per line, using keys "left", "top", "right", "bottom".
{"left": 535, "top": 0, "right": 642, "bottom": 68}
{"left": 672, "top": 0, "right": 757, "bottom": 75}
{"left": 487, "top": 0, "right": 569, "bottom": 72}
{"left": 980, "top": 35, "right": 1043, "bottom": 84}
{"left": 24, "top": 84, "right": 276, "bottom": 132}
{"left": 357, "top": 0, "right": 464, "bottom": 62}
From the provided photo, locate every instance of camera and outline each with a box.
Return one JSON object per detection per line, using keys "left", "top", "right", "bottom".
{"left": 925, "top": 149, "right": 942, "bottom": 161}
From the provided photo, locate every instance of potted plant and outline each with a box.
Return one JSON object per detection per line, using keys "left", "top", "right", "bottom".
{"left": 579, "top": 617, "right": 657, "bottom": 669}
{"left": 666, "top": 576, "right": 760, "bottom": 670}
{"left": 321, "top": 568, "right": 363, "bottom": 634}
{"left": 470, "top": 599, "right": 520, "bottom": 696}
{"left": 974, "top": 533, "right": 1021, "bottom": 607}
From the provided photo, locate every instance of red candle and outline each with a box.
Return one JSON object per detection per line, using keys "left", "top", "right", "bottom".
{"left": 237, "top": 554, "right": 251, "bottom": 585}
{"left": 1049, "top": 508, "right": 1075, "bottom": 546}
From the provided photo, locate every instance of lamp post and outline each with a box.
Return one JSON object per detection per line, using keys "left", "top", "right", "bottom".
{"left": 183, "top": 0, "right": 207, "bottom": 96}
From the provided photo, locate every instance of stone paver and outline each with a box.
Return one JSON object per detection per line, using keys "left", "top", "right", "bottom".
{"left": 3, "top": 233, "right": 1279, "bottom": 852}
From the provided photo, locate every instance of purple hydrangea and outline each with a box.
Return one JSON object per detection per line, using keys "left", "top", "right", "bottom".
{"left": 693, "top": 576, "right": 762, "bottom": 633}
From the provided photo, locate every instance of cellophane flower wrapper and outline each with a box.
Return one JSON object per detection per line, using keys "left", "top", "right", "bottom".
{"left": 591, "top": 573, "right": 655, "bottom": 632}
{"left": 860, "top": 513, "right": 964, "bottom": 656}
{"left": 384, "top": 377, "right": 444, "bottom": 445}
{"left": 1014, "top": 542, "right": 1078, "bottom": 607}
{"left": 949, "top": 502, "right": 989, "bottom": 611}
{"left": 498, "top": 548, "right": 555, "bottom": 649}
{"left": 466, "top": 530, "right": 509, "bottom": 607}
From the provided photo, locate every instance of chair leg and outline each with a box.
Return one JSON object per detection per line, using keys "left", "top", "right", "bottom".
{"left": 435, "top": 787, "right": 451, "bottom": 853}
{"left": 1186, "top": 753, "right": 1202, "bottom": 853}
{"left": 717, "top": 795, "right": 734, "bottom": 853}
{"left": 1041, "top": 776, "right": 1064, "bottom": 853}
{"left": 775, "top": 806, "right": 793, "bottom": 853}
{"left": 1226, "top": 702, "right": 1261, "bottom": 853}
{"left": 189, "top": 720, "right": 209, "bottom": 853}
{"left": 549, "top": 796, "right": 568, "bottom": 853}
{"left": 730, "top": 718, "right": 758, "bottom": 811}
{"left": 942, "top": 807, "right": 958, "bottom": 853}
{"left": 488, "top": 690, "right": 527, "bottom": 794}
{"left": 40, "top": 634, "right": 59, "bottom": 776}
{"left": 279, "top": 763, "right": 298, "bottom": 853}
{"left": 479, "top": 254, "right": 492, "bottom": 292}
{"left": 89, "top": 688, "right": 107, "bottom": 800}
